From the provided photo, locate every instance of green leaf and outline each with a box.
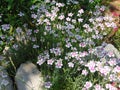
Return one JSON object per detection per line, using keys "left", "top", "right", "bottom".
{"left": 8, "top": 5, "right": 12, "bottom": 10}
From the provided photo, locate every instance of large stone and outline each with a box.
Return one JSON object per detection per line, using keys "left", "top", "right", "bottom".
{"left": 0, "top": 66, "right": 13, "bottom": 90}
{"left": 104, "top": 44, "right": 120, "bottom": 59}
{"left": 15, "top": 62, "right": 44, "bottom": 90}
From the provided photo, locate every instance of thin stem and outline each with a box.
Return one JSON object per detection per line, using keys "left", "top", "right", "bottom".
{"left": 9, "top": 57, "right": 16, "bottom": 72}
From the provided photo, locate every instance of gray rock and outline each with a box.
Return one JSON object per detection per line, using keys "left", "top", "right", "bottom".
{"left": 104, "top": 44, "right": 120, "bottom": 65}
{"left": 0, "top": 66, "right": 13, "bottom": 90}
{"left": 15, "top": 62, "right": 44, "bottom": 90}
{"left": 104, "top": 44, "right": 120, "bottom": 59}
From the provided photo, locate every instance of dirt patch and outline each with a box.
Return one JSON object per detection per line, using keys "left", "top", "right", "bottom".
{"left": 109, "top": 0, "right": 120, "bottom": 25}
{"left": 103, "top": 0, "right": 120, "bottom": 43}
{"left": 110, "top": 0, "right": 120, "bottom": 12}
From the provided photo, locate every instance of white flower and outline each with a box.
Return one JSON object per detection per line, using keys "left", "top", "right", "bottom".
{"left": 16, "top": 27, "right": 22, "bottom": 34}
{"left": 58, "top": 14, "right": 65, "bottom": 20}
{"left": 37, "top": 58, "right": 45, "bottom": 65}
{"left": 78, "top": 9, "right": 84, "bottom": 14}
{"left": 68, "top": 62, "right": 74, "bottom": 68}
{"left": 44, "top": 81, "right": 52, "bottom": 88}
{"left": 18, "top": 12, "right": 24, "bottom": 16}
{"left": 1, "top": 24, "right": 10, "bottom": 31}
{"left": 66, "top": 17, "right": 71, "bottom": 21}
{"left": 30, "top": 5, "right": 36, "bottom": 10}
{"left": 33, "top": 44, "right": 39, "bottom": 48}
{"left": 31, "top": 13, "right": 37, "bottom": 19}
{"left": 96, "top": 17, "right": 103, "bottom": 22}
{"left": 83, "top": 24, "right": 89, "bottom": 28}
{"left": 13, "top": 44, "right": 18, "bottom": 50}
{"left": 56, "top": 3, "right": 64, "bottom": 7}
{"left": 100, "top": 6, "right": 106, "bottom": 11}
{"left": 66, "top": 42, "right": 72, "bottom": 48}
{"left": 43, "top": 18, "right": 50, "bottom": 25}
{"left": 72, "top": 19, "right": 76, "bottom": 23}
{"left": 68, "top": 13, "right": 73, "bottom": 17}
{"left": 78, "top": 18, "right": 83, "bottom": 22}
{"left": 89, "top": 18, "right": 94, "bottom": 22}
{"left": 45, "top": 25, "right": 51, "bottom": 31}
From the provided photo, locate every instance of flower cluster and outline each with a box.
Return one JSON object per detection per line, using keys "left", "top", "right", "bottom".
{"left": 0, "top": 0, "right": 120, "bottom": 89}
{"left": 32, "top": 1, "right": 120, "bottom": 89}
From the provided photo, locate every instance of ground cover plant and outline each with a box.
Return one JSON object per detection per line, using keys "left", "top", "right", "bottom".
{"left": 0, "top": 0, "right": 120, "bottom": 90}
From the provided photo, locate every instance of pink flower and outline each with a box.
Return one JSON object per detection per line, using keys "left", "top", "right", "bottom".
{"left": 79, "top": 51, "right": 88, "bottom": 58}
{"left": 108, "top": 58, "right": 117, "bottom": 66}
{"left": 84, "top": 81, "right": 92, "bottom": 89}
{"left": 107, "top": 51, "right": 115, "bottom": 57}
{"left": 112, "top": 12, "right": 119, "bottom": 17}
{"left": 82, "top": 69, "right": 88, "bottom": 76}
{"left": 85, "top": 61, "right": 96, "bottom": 73}
{"left": 105, "top": 84, "right": 111, "bottom": 89}
{"left": 82, "top": 88, "right": 87, "bottom": 90}
{"left": 105, "top": 83, "right": 117, "bottom": 90}
{"left": 70, "top": 52, "right": 78, "bottom": 58}
{"left": 113, "top": 27, "right": 118, "bottom": 32}
{"left": 65, "top": 42, "right": 72, "bottom": 48}
{"left": 113, "top": 66, "right": 120, "bottom": 73}
{"left": 55, "top": 59, "right": 63, "bottom": 68}
{"left": 47, "top": 59, "right": 54, "bottom": 65}
{"left": 94, "top": 84, "right": 103, "bottom": 90}
{"left": 99, "top": 66, "right": 111, "bottom": 76}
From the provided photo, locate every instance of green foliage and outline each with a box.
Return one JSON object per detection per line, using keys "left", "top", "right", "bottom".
{"left": 113, "top": 29, "right": 120, "bottom": 51}
{"left": 0, "top": 0, "right": 41, "bottom": 26}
